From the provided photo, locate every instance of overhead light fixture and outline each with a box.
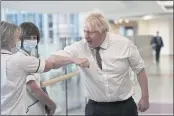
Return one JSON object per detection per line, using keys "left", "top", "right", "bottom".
{"left": 118, "top": 19, "right": 122, "bottom": 23}
{"left": 156, "top": 1, "right": 173, "bottom": 12}
{"left": 125, "top": 19, "right": 129, "bottom": 23}
{"left": 114, "top": 20, "right": 118, "bottom": 24}
{"left": 142, "top": 15, "right": 153, "bottom": 20}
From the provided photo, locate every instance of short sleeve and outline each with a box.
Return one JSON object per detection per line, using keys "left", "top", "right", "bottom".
{"left": 17, "top": 55, "right": 45, "bottom": 73}
{"left": 128, "top": 42, "right": 145, "bottom": 74}
{"left": 26, "top": 74, "right": 36, "bottom": 83}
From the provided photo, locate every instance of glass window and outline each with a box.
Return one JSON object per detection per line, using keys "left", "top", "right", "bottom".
{"left": 2, "top": 8, "right": 82, "bottom": 115}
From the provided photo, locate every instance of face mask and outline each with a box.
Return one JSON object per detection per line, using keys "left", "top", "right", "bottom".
{"left": 23, "top": 40, "right": 37, "bottom": 53}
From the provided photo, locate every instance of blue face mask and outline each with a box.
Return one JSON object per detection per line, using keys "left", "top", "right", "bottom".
{"left": 23, "top": 40, "right": 37, "bottom": 53}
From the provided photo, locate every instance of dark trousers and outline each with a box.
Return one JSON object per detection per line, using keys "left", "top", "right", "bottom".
{"left": 85, "top": 97, "right": 138, "bottom": 116}
{"left": 155, "top": 46, "right": 161, "bottom": 63}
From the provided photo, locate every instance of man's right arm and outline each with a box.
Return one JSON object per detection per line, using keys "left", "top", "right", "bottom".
{"left": 46, "top": 43, "right": 82, "bottom": 70}
{"left": 20, "top": 43, "right": 88, "bottom": 73}
{"left": 44, "top": 55, "right": 89, "bottom": 71}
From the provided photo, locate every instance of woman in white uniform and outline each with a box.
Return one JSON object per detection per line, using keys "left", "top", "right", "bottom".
{"left": 18, "top": 22, "right": 56, "bottom": 115}
{"left": 1, "top": 21, "right": 90, "bottom": 115}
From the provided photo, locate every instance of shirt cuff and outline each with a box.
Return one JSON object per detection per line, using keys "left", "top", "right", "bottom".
{"left": 26, "top": 74, "right": 36, "bottom": 83}
{"left": 135, "top": 64, "right": 145, "bottom": 74}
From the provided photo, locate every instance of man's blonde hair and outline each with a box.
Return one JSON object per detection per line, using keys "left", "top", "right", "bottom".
{"left": 85, "top": 10, "right": 110, "bottom": 33}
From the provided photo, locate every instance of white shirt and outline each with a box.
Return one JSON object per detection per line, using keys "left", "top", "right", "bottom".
{"left": 53, "top": 33, "right": 144, "bottom": 102}
{"left": 17, "top": 50, "right": 46, "bottom": 115}
{"left": 1, "top": 49, "right": 45, "bottom": 115}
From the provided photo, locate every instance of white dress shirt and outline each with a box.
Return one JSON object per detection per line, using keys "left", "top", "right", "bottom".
{"left": 53, "top": 33, "right": 144, "bottom": 102}
{"left": 1, "top": 49, "right": 45, "bottom": 115}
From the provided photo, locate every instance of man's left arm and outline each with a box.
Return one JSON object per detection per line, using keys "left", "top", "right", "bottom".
{"left": 128, "top": 41, "right": 149, "bottom": 112}
{"left": 160, "top": 37, "right": 164, "bottom": 47}
{"left": 136, "top": 69, "right": 149, "bottom": 112}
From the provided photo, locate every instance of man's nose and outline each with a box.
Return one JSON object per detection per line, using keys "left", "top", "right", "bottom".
{"left": 84, "top": 32, "right": 89, "bottom": 38}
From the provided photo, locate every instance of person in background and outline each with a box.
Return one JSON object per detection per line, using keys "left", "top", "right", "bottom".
{"left": 52, "top": 11, "right": 149, "bottom": 116}
{"left": 1, "top": 21, "right": 90, "bottom": 115}
{"left": 151, "top": 31, "right": 164, "bottom": 64}
{"left": 18, "top": 22, "right": 56, "bottom": 115}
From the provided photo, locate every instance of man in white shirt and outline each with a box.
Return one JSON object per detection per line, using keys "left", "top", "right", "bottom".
{"left": 53, "top": 11, "right": 149, "bottom": 116}
{"left": 1, "top": 21, "right": 90, "bottom": 115}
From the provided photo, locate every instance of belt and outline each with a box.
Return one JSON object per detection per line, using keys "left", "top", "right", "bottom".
{"left": 88, "top": 97, "right": 133, "bottom": 105}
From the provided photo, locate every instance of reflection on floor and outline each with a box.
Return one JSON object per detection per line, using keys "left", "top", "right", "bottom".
{"left": 54, "top": 55, "right": 173, "bottom": 115}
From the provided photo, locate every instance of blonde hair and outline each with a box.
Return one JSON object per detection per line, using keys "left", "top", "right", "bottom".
{"left": 1, "top": 21, "right": 20, "bottom": 50}
{"left": 85, "top": 10, "right": 110, "bottom": 33}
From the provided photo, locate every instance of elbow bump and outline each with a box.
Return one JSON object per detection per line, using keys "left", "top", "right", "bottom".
{"left": 44, "top": 60, "right": 54, "bottom": 72}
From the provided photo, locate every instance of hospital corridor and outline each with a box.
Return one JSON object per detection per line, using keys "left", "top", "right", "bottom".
{"left": 1, "top": 1, "right": 173, "bottom": 115}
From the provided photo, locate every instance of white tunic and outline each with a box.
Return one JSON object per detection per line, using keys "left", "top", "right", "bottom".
{"left": 1, "top": 49, "right": 45, "bottom": 115}
{"left": 25, "top": 73, "right": 46, "bottom": 115}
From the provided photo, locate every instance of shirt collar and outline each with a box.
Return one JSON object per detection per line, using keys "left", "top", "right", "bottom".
{"left": 100, "top": 32, "right": 109, "bottom": 50}
{"left": 19, "top": 49, "right": 30, "bottom": 56}
{"left": 1, "top": 49, "right": 12, "bottom": 55}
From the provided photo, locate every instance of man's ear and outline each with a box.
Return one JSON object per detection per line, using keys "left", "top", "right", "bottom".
{"left": 101, "top": 31, "right": 106, "bottom": 38}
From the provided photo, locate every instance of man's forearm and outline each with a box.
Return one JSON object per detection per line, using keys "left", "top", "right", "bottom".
{"left": 47, "top": 55, "right": 74, "bottom": 69}
{"left": 137, "top": 69, "right": 149, "bottom": 99}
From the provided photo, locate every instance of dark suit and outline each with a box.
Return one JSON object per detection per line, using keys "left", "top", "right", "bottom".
{"left": 151, "top": 36, "right": 164, "bottom": 62}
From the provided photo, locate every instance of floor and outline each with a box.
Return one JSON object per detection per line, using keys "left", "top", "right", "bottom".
{"left": 133, "top": 55, "right": 173, "bottom": 115}
{"left": 52, "top": 55, "right": 173, "bottom": 115}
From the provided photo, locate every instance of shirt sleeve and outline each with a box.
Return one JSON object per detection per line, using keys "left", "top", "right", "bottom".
{"left": 26, "top": 74, "right": 36, "bottom": 83}
{"left": 17, "top": 55, "right": 45, "bottom": 73}
{"left": 128, "top": 41, "right": 145, "bottom": 74}
{"left": 51, "top": 43, "right": 79, "bottom": 57}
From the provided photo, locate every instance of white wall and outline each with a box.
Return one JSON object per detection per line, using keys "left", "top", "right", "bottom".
{"left": 78, "top": 13, "right": 88, "bottom": 37}
{"left": 137, "top": 17, "right": 173, "bottom": 55}
{"left": 169, "top": 18, "right": 173, "bottom": 55}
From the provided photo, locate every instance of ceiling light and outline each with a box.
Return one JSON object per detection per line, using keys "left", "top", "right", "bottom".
{"left": 118, "top": 19, "right": 122, "bottom": 23}
{"left": 114, "top": 20, "right": 118, "bottom": 24}
{"left": 125, "top": 19, "right": 129, "bottom": 23}
{"left": 157, "top": 1, "right": 173, "bottom": 6}
{"left": 142, "top": 15, "right": 153, "bottom": 20}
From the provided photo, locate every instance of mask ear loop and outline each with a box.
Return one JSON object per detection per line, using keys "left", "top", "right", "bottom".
{"left": 35, "top": 44, "right": 39, "bottom": 58}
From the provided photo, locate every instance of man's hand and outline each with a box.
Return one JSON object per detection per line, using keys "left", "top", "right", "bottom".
{"left": 72, "top": 58, "right": 90, "bottom": 68}
{"left": 138, "top": 97, "right": 149, "bottom": 112}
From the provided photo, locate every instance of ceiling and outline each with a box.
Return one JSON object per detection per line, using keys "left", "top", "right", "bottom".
{"left": 1, "top": 1, "right": 173, "bottom": 20}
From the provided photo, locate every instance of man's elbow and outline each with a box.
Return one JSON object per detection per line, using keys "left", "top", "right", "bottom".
{"left": 44, "top": 59, "right": 54, "bottom": 72}
{"left": 137, "top": 68, "right": 147, "bottom": 78}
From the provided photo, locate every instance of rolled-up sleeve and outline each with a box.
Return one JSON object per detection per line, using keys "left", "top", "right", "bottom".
{"left": 128, "top": 42, "right": 145, "bottom": 74}
{"left": 52, "top": 43, "right": 79, "bottom": 57}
